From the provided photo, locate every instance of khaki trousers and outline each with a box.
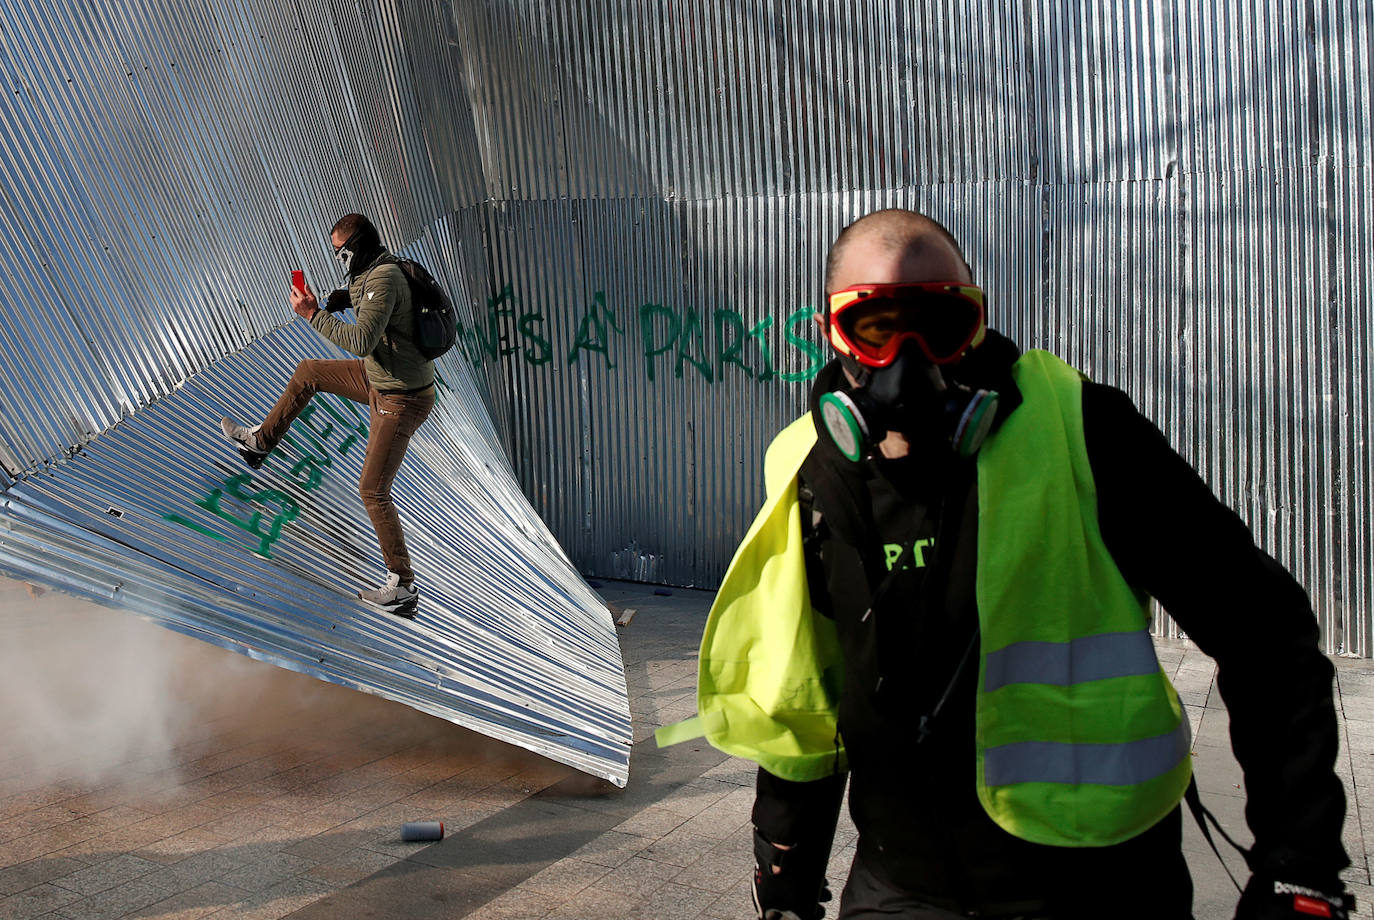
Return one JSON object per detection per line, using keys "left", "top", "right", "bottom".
{"left": 259, "top": 359, "right": 434, "bottom": 585}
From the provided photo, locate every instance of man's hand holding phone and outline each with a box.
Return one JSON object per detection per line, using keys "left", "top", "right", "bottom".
{"left": 289, "top": 271, "right": 319, "bottom": 320}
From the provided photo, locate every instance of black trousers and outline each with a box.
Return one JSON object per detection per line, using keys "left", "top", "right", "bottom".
{"left": 839, "top": 847, "right": 1051, "bottom": 919}
{"left": 836, "top": 812, "right": 1195, "bottom": 920}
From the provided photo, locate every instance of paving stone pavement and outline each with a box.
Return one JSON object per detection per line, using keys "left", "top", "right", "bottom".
{"left": 0, "top": 576, "right": 1371, "bottom": 919}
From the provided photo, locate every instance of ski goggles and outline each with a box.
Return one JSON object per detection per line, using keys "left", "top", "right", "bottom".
{"left": 821, "top": 281, "right": 987, "bottom": 367}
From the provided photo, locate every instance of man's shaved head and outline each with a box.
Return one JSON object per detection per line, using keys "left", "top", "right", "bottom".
{"left": 824, "top": 209, "right": 972, "bottom": 294}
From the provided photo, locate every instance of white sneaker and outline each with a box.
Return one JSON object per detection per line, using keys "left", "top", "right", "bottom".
{"left": 359, "top": 572, "right": 419, "bottom": 618}
{"left": 220, "top": 417, "right": 268, "bottom": 469}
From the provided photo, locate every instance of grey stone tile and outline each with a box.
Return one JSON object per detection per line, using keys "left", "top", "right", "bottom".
{"left": 123, "top": 881, "right": 244, "bottom": 919}
{"left": 711, "top": 823, "right": 755, "bottom": 862}
{"left": 286, "top": 863, "right": 500, "bottom": 920}
{"left": 827, "top": 842, "right": 858, "bottom": 885}
{"left": 1341, "top": 864, "right": 1370, "bottom": 886}
{"left": 165, "top": 848, "right": 261, "bottom": 885}
{"left": 1344, "top": 879, "right": 1374, "bottom": 919}
{"left": 217, "top": 851, "right": 317, "bottom": 892}
{"left": 669, "top": 849, "right": 750, "bottom": 894}
{"left": 569, "top": 830, "right": 653, "bottom": 868}
{"left": 639, "top": 828, "right": 725, "bottom": 869}
{"left": 703, "top": 877, "right": 756, "bottom": 920}
{"left": 133, "top": 825, "right": 230, "bottom": 865}
{"left": 1, "top": 806, "right": 88, "bottom": 842}
{"left": 49, "top": 852, "right": 162, "bottom": 896}
{"left": 516, "top": 855, "right": 612, "bottom": 899}
{"left": 280, "top": 828, "right": 375, "bottom": 861}
{"left": 0, "top": 788, "right": 70, "bottom": 823}
{"left": 202, "top": 874, "right": 333, "bottom": 920}
{"left": 643, "top": 880, "right": 731, "bottom": 920}
{"left": 612, "top": 804, "right": 688, "bottom": 839}
{"left": 0, "top": 855, "right": 85, "bottom": 896}
{"left": 54, "top": 824, "right": 171, "bottom": 865}
{"left": 130, "top": 863, "right": 203, "bottom": 895}
{"left": 468, "top": 885, "right": 558, "bottom": 919}
{"left": 0, "top": 881, "right": 85, "bottom": 919}
{"left": 3, "top": 819, "right": 102, "bottom": 865}
{"left": 212, "top": 823, "right": 297, "bottom": 852}
{"left": 543, "top": 884, "right": 648, "bottom": 920}
{"left": 198, "top": 810, "right": 276, "bottom": 841}
{"left": 52, "top": 876, "right": 170, "bottom": 920}
{"left": 656, "top": 778, "right": 736, "bottom": 819}
{"left": 302, "top": 846, "right": 398, "bottom": 887}
{"left": 678, "top": 788, "right": 753, "bottom": 839}
{"left": 699, "top": 757, "right": 757, "bottom": 787}
{"left": 594, "top": 854, "right": 679, "bottom": 899}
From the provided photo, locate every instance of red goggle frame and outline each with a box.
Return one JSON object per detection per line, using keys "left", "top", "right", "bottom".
{"left": 819, "top": 281, "right": 987, "bottom": 368}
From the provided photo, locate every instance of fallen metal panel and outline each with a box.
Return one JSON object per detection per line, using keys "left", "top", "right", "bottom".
{"left": 0, "top": 321, "right": 630, "bottom": 784}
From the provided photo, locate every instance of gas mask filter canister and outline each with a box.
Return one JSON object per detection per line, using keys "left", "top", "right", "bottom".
{"left": 818, "top": 351, "right": 999, "bottom": 462}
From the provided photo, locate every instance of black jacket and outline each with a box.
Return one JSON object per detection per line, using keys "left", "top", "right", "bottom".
{"left": 754, "top": 333, "right": 1346, "bottom": 915}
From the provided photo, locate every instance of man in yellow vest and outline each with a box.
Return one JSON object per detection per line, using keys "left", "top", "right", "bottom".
{"left": 660, "top": 210, "right": 1350, "bottom": 919}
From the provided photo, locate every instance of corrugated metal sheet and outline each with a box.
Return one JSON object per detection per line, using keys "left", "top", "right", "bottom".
{"left": 0, "top": 0, "right": 1369, "bottom": 667}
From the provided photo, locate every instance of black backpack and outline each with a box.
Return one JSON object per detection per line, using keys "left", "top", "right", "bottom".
{"left": 394, "top": 257, "right": 457, "bottom": 360}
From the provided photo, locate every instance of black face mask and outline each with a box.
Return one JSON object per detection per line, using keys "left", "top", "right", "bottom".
{"left": 818, "top": 342, "right": 999, "bottom": 463}
{"left": 334, "top": 223, "right": 382, "bottom": 279}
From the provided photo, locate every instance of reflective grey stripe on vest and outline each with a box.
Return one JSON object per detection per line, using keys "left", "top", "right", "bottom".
{"left": 984, "top": 718, "right": 1192, "bottom": 787}
{"left": 983, "top": 630, "right": 1160, "bottom": 693}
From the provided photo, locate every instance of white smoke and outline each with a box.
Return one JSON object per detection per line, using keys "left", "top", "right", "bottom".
{"left": 0, "top": 576, "right": 547, "bottom": 797}
{"left": 0, "top": 578, "right": 235, "bottom": 790}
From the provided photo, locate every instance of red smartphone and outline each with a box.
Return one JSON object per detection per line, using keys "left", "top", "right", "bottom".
{"left": 291, "top": 270, "right": 306, "bottom": 295}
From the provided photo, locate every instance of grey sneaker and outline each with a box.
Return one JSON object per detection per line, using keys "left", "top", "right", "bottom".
{"left": 220, "top": 416, "right": 268, "bottom": 469}
{"left": 359, "top": 572, "right": 418, "bottom": 618}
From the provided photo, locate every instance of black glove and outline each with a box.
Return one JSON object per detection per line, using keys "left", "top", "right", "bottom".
{"left": 751, "top": 828, "right": 833, "bottom": 920}
{"left": 324, "top": 288, "right": 352, "bottom": 313}
{"left": 1235, "top": 874, "right": 1353, "bottom": 919}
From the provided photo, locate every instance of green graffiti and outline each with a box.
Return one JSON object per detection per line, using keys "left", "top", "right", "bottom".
{"left": 746, "top": 315, "right": 777, "bottom": 383}
{"left": 675, "top": 306, "right": 713, "bottom": 382}
{"left": 165, "top": 473, "right": 302, "bottom": 559}
{"left": 568, "top": 291, "right": 624, "bottom": 367}
{"left": 279, "top": 398, "right": 370, "bottom": 490}
{"left": 485, "top": 282, "right": 519, "bottom": 359}
{"left": 165, "top": 393, "right": 368, "bottom": 558}
{"left": 778, "top": 306, "right": 825, "bottom": 383}
{"left": 193, "top": 474, "right": 301, "bottom": 558}
{"left": 470, "top": 283, "right": 824, "bottom": 384}
{"left": 639, "top": 303, "right": 679, "bottom": 382}
{"left": 518, "top": 313, "right": 552, "bottom": 365}
{"left": 454, "top": 283, "right": 512, "bottom": 367}
{"left": 713, "top": 309, "right": 753, "bottom": 379}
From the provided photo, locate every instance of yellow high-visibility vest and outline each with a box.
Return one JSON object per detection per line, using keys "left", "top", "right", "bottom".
{"left": 658, "top": 350, "right": 1190, "bottom": 846}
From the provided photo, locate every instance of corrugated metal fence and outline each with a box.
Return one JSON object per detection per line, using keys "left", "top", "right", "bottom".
{"left": 0, "top": 1, "right": 1369, "bottom": 656}
{"left": 449, "top": 2, "right": 1372, "bottom": 654}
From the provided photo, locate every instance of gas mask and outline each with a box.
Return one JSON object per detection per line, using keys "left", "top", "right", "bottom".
{"left": 815, "top": 280, "right": 999, "bottom": 462}
{"left": 818, "top": 346, "right": 999, "bottom": 462}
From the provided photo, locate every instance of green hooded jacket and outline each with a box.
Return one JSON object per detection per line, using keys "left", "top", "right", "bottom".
{"left": 310, "top": 252, "right": 434, "bottom": 392}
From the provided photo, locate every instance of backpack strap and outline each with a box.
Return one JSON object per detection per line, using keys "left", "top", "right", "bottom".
{"left": 1183, "top": 776, "right": 1252, "bottom": 892}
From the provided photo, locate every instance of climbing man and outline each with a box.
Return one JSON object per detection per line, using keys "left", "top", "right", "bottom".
{"left": 220, "top": 213, "right": 434, "bottom": 617}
